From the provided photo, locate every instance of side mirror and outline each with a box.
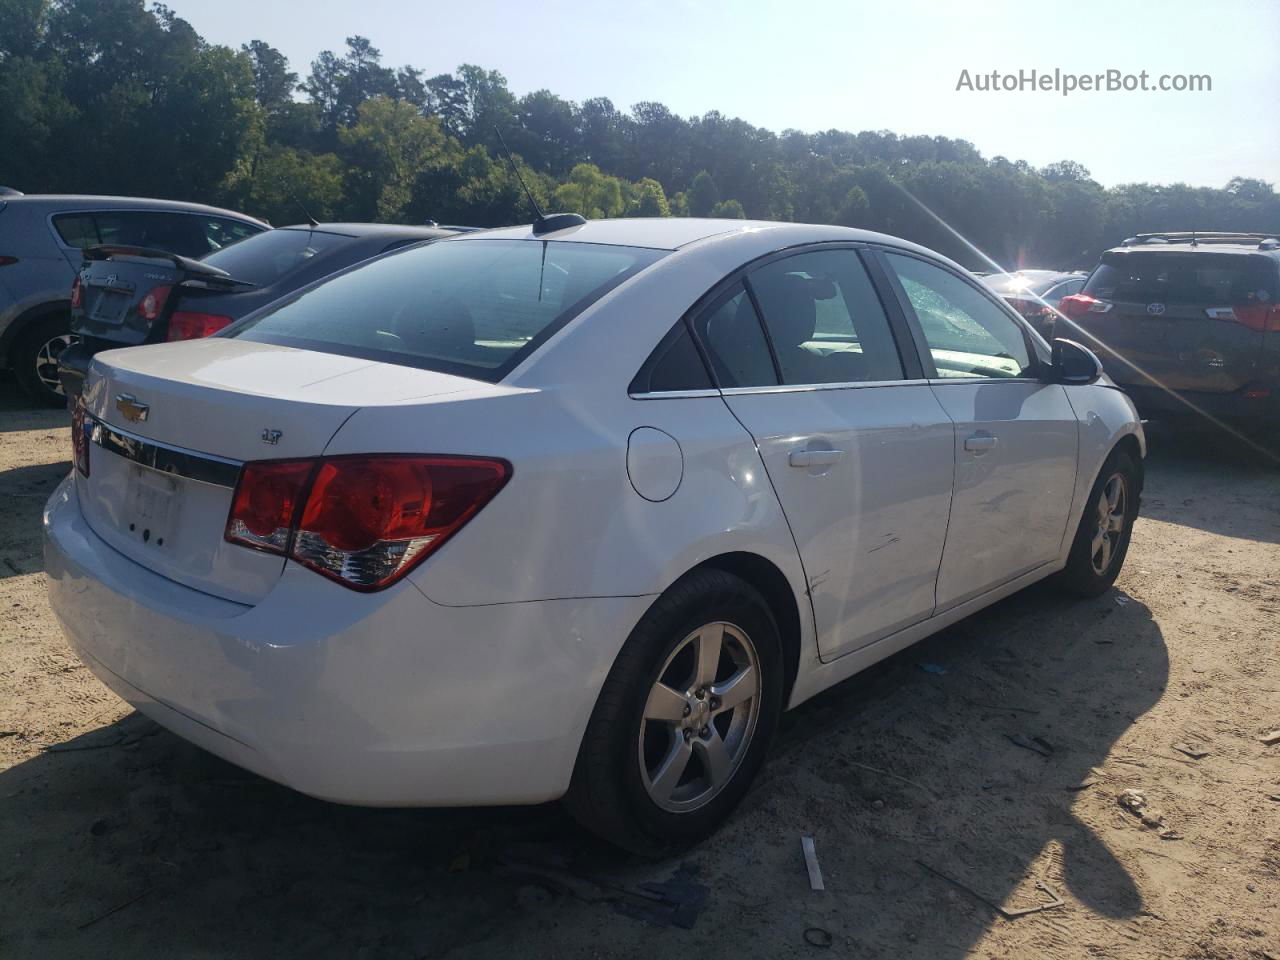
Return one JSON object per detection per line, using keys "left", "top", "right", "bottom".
{"left": 1051, "top": 338, "right": 1103, "bottom": 385}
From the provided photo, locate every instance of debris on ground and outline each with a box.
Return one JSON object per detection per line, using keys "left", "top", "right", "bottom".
{"left": 1117, "top": 789, "right": 1182, "bottom": 839}
{"left": 915, "top": 860, "right": 1064, "bottom": 919}
{"left": 803, "top": 926, "right": 833, "bottom": 948}
{"left": 917, "top": 662, "right": 947, "bottom": 675}
{"left": 1172, "top": 743, "right": 1210, "bottom": 759}
{"left": 1259, "top": 730, "right": 1280, "bottom": 746}
{"left": 611, "top": 863, "right": 709, "bottom": 930}
{"left": 801, "top": 836, "right": 825, "bottom": 891}
{"left": 1007, "top": 734, "right": 1053, "bottom": 757}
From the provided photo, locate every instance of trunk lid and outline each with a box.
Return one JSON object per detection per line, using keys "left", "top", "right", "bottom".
{"left": 1075, "top": 250, "right": 1275, "bottom": 394}
{"left": 77, "top": 338, "right": 491, "bottom": 604}
{"left": 72, "top": 246, "right": 241, "bottom": 346}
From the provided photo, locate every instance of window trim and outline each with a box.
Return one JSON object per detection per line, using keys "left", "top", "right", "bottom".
{"left": 630, "top": 241, "right": 931, "bottom": 399}
{"left": 870, "top": 245, "right": 1050, "bottom": 385}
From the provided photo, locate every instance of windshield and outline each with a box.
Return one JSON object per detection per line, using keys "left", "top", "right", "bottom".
{"left": 1085, "top": 252, "right": 1275, "bottom": 306}
{"left": 202, "top": 228, "right": 352, "bottom": 284}
{"left": 983, "top": 271, "right": 1063, "bottom": 297}
{"left": 226, "top": 238, "right": 667, "bottom": 382}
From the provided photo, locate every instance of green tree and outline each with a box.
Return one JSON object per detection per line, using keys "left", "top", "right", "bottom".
{"left": 628, "top": 178, "right": 670, "bottom": 217}
{"left": 339, "top": 95, "right": 454, "bottom": 220}
{"left": 709, "top": 198, "right": 746, "bottom": 219}
{"left": 689, "top": 170, "right": 720, "bottom": 216}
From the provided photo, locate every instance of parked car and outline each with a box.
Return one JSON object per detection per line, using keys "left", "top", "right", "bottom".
{"left": 60, "top": 222, "right": 464, "bottom": 401}
{"left": 0, "top": 195, "right": 268, "bottom": 405}
{"left": 1059, "top": 232, "right": 1280, "bottom": 434}
{"left": 982, "top": 269, "right": 1086, "bottom": 338}
{"left": 45, "top": 217, "right": 1144, "bottom": 854}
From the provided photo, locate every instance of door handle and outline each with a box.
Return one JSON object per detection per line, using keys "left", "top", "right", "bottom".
{"left": 789, "top": 448, "right": 846, "bottom": 468}
{"left": 963, "top": 434, "right": 999, "bottom": 452}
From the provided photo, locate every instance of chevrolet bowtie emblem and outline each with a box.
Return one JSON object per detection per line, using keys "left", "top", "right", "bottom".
{"left": 115, "top": 394, "right": 149, "bottom": 423}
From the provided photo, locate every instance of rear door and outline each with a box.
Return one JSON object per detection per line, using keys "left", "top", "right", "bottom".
{"left": 881, "top": 250, "right": 1078, "bottom": 610}
{"left": 699, "top": 247, "right": 955, "bottom": 660}
{"left": 1074, "top": 250, "right": 1274, "bottom": 393}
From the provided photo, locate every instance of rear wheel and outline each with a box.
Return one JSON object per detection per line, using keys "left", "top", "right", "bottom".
{"left": 565, "top": 569, "right": 783, "bottom": 855}
{"left": 13, "top": 314, "right": 76, "bottom": 407}
{"left": 1055, "top": 447, "right": 1140, "bottom": 596}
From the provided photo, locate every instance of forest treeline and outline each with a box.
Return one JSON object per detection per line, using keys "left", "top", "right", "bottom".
{"left": 2, "top": 0, "right": 1276, "bottom": 268}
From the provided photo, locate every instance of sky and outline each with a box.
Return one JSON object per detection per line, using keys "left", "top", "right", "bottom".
{"left": 166, "top": 0, "right": 1279, "bottom": 189}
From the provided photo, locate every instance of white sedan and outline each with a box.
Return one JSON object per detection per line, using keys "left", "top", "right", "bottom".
{"left": 44, "top": 217, "right": 1144, "bottom": 853}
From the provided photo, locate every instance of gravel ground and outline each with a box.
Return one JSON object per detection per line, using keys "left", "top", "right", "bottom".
{"left": 1, "top": 377, "right": 1277, "bottom": 960}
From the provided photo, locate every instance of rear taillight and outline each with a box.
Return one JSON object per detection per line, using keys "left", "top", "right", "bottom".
{"left": 0, "top": 256, "right": 17, "bottom": 267}
{"left": 225, "top": 460, "right": 315, "bottom": 553}
{"left": 224, "top": 455, "right": 511, "bottom": 591}
{"left": 71, "top": 398, "right": 90, "bottom": 477}
{"left": 1058, "top": 294, "right": 1113, "bottom": 318}
{"left": 1211, "top": 303, "right": 1280, "bottom": 333}
{"left": 70, "top": 276, "right": 82, "bottom": 309}
{"left": 137, "top": 285, "right": 172, "bottom": 322}
{"left": 168, "top": 311, "right": 233, "bottom": 341}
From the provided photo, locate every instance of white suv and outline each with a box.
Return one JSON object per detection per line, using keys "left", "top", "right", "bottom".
{"left": 44, "top": 217, "right": 1144, "bottom": 853}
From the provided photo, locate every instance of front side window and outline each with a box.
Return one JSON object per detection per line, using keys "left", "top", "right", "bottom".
{"left": 229, "top": 239, "right": 666, "bottom": 382}
{"left": 748, "top": 249, "right": 904, "bottom": 385}
{"left": 886, "top": 252, "right": 1033, "bottom": 379}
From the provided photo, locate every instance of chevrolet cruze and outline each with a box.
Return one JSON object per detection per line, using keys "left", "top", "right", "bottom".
{"left": 44, "top": 217, "right": 1144, "bottom": 854}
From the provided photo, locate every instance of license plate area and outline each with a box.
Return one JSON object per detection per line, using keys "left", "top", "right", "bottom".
{"left": 88, "top": 287, "right": 132, "bottom": 324}
{"left": 123, "top": 463, "right": 182, "bottom": 549}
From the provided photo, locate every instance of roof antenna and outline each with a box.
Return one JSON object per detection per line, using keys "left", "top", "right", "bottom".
{"left": 493, "top": 126, "right": 585, "bottom": 235}
{"left": 278, "top": 179, "right": 319, "bottom": 228}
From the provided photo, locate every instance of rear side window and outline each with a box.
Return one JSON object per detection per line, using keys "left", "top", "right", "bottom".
{"left": 229, "top": 239, "right": 666, "bottom": 382}
{"left": 1086, "top": 253, "right": 1275, "bottom": 306}
{"left": 53, "top": 211, "right": 213, "bottom": 258}
{"left": 748, "top": 249, "right": 904, "bottom": 385}
{"left": 52, "top": 214, "right": 98, "bottom": 249}
{"left": 202, "top": 228, "right": 351, "bottom": 284}
{"left": 692, "top": 285, "right": 778, "bottom": 388}
{"left": 631, "top": 324, "right": 713, "bottom": 393}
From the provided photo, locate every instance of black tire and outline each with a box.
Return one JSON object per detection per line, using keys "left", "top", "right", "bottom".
{"left": 12, "top": 314, "right": 74, "bottom": 407}
{"left": 564, "top": 568, "right": 784, "bottom": 856}
{"left": 1055, "top": 446, "right": 1140, "bottom": 596}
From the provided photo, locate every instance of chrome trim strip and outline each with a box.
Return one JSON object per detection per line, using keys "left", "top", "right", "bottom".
{"left": 88, "top": 416, "right": 243, "bottom": 488}
{"left": 718, "top": 379, "right": 930, "bottom": 397}
{"left": 628, "top": 388, "right": 722, "bottom": 400}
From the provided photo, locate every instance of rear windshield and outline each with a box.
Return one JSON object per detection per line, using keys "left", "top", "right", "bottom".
{"left": 202, "top": 228, "right": 351, "bottom": 284}
{"left": 226, "top": 238, "right": 667, "bottom": 382}
{"left": 1085, "top": 252, "right": 1276, "bottom": 306}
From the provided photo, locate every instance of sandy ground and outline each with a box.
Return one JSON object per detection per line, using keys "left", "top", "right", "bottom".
{"left": 1, "top": 376, "right": 1277, "bottom": 960}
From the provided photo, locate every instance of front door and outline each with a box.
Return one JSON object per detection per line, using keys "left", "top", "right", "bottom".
{"left": 881, "top": 251, "right": 1079, "bottom": 609}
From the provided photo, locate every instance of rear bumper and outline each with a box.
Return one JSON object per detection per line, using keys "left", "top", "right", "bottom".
{"left": 43, "top": 475, "right": 649, "bottom": 806}
{"left": 1115, "top": 382, "right": 1278, "bottom": 423}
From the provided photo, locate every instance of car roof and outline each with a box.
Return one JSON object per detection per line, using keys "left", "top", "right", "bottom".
{"left": 451, "top": 217, "right": 944, "bottom": 254}
{"left": 277, "top": 223, "right": 460, "bottom": 239}
{"left": 5, "top": 194, "right": 268, "bottom": 225}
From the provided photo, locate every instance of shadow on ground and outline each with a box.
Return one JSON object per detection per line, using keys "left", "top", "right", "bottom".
{"left": 1139, "top": 421, "right": 1280, "bottom": 544}
{"left": 0, "top": 577, "right": 1167, "bottom": 959}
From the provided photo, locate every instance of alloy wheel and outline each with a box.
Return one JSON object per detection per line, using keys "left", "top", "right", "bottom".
{"left": 1091, "top": 472, "right": 1127, "bottom": 575}
{"left": 638, "top": 621, "right": 761, "bottom": 813}
{"left": 34, "top": 333, "right": 76, "bottom": 397}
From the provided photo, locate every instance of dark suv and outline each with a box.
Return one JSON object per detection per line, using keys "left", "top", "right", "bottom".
{"left": 1060, "top": 232, "right": 1280, "bottom": 434}
{"left": 0, "top": 195, "right": 268, "bottom": 404}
